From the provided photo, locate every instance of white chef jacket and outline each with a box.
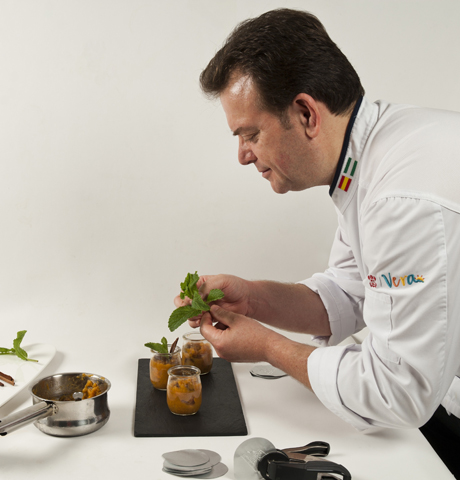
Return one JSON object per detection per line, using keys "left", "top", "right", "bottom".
{"left": 301, "top": 96, "right": 460, "bottom": 432}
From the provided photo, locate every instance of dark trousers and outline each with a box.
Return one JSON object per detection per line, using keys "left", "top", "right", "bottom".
{"left": 420, "top": 405, "right": 460, "bottom": 478}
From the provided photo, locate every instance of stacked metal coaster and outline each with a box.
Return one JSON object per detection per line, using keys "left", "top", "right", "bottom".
{"left": 162, "top": 449, "right": 228, "bottom": 478}
{"left": 250, "top": 363, "right": 287, "bottom": 379}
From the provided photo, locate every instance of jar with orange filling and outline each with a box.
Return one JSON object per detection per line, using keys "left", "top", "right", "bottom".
{"left": 167, "top": 365, "right": 202, "bottom": 416}
{"left": 182, "top": 332, "right": 213, "bottom": 375}
{"left": 149, "top": 345, "right": 181, "bottom": 390}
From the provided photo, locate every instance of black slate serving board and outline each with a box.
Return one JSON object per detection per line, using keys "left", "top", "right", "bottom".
{"left": 134, "top": 357, "right": 248, "bottom": 437}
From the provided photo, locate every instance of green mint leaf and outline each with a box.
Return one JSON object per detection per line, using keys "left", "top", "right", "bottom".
{"left": 0, "top": 331, "right": 37, "bottom": 362}
{"left": 9, "top": 330, "right": 38, "bottom": 362}
{"left": 206, "top": 289, "right": 225, "bottom": 303}
{"left": 13, "top": 330, "right": 28, "bottom": 361}
{"left": 168, "top": 305, "right": 202, "bottom": 332}
{"left": 161, "top": 337, "right": 168, "bottom": 351}
{"left": 192, "top": 291, "right": 210, "bottom": 312}
{"left": 169, "top": 272, "right": 225, "bottom": 332}
{"left": 180, "top": 271, "right": 200, "bottom": 300}
{"left": 144, "top": 342, "right": 169, "bottom": 354}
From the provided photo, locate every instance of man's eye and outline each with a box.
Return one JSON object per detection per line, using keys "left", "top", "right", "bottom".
{"left": 244, "top": 133, "right": 259, "bottom": 143}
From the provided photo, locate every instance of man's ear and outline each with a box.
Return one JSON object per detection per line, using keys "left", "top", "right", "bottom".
{"left": 293, "top": 93, "right": 321, "bottom": 139}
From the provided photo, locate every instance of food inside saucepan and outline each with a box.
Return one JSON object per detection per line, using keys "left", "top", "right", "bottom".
{"left": 52, "top": 379, "right": 103, "bottom": 401}
{"left": 167, "top": 365, "right": 202, "bottom": 416}
{"left": 82, "top": 379, "right": 103, "bottom": 398}
{"left": 34, "top": 373, "right": 108, "bottom": 401}
{"left": 182, "top": 334, "right": 213, "bottom": 375}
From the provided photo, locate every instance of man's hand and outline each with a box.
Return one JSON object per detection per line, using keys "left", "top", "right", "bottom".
{"left": 201, "top": 304, "right": 316, "bottom": 390}
{"left": 173, "top": 274, "right": 252, "bottom": 328}
{"left": 173, "top": 273, "right": 331, "bottom": 338}
{"left": 200, "top": 305, "right": 272, "bottom": 363}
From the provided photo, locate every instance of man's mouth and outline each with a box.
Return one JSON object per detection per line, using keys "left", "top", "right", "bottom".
{"left": 260, "top": 168, "right": 271, "bottom": 179}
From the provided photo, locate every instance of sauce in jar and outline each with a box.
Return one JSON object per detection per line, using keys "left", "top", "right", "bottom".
{"left": 182, "top": 332, "right": 213, "bottom": 375}
{"left": 149, "top": 345, "right": 181, "bottom": 390}
{"left": 167, "top": 365, "right": 202, "bottom": 416}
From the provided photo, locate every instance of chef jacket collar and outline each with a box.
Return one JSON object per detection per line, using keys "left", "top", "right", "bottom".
{"left": 329, "top": 96, "right": 363, "bottom": 197}
{"left": 329, "top": 96, "right": 379, "bottom": 214}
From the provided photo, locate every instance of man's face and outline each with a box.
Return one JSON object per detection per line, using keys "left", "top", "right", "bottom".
{"left": 220, "top": 75, "right": 321, "bottom": 194}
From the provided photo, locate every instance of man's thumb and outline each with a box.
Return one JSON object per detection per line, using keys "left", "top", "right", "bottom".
{"left": 209, "top": 304, "right": 233, "bottom": 324}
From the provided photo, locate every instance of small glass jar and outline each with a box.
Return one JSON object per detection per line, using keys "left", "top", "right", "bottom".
{"left": 167, "top": 365, "right": 202, "bottom": 416}
{"left": 182, "top": 332, "right": 213, "bottom": 375}
{"left": 149, "top": 345, "right": 181, "bottom": 390}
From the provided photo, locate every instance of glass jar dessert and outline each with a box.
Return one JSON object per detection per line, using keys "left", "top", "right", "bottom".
{"left": 182, "top": 332, "right": 213, "bottom": 375}
{"left": 149, "top": 344, "right": 181, "bottom": 390}
{"left": 167, "top": 365, "right": 202, "bottom": 416}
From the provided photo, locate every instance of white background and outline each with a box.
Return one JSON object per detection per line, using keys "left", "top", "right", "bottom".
{"left": 1, "top": 0, "right": 460, "bottom": 392}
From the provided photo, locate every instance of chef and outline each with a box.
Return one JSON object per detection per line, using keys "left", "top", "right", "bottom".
{"left": 175, "top": 8, "right": 460, "bottom": 477}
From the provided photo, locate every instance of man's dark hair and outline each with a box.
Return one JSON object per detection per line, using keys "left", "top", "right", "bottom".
{"left": 200, "top": 8, "right": 364, "bottom": 118}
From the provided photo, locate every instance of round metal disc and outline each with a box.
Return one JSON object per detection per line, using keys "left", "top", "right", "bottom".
{"left": 163, "top": 449, "right": 210, "bottom": 467}
{"left": 197, "top": 450, "right": 221, "bottom": 466}
{"left": 163, "top": 463, "right": 228, "bottom": 478}
{"left": 193, "top": 462, "right": 228, "bottom": 479}
{"left": 250, "top": 364, "right": 287, "bottom": 378}
{"left": 234, "top": 438, "right": 277, "bottom": 480}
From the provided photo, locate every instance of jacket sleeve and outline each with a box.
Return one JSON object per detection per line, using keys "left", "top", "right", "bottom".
{"left": 299, "top": 213, "right": 365, "bottom": 346}
{"left": 308, "top": 196, "right": 460, "bottom": 431}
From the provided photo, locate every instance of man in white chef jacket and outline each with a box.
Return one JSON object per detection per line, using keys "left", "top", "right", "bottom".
{"left": 175, "top": 8, "right": 460, "bottom": 477}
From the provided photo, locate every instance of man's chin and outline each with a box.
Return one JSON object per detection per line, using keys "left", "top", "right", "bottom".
{"left": 270, "top": 181, "right": 289, "bottom": 195}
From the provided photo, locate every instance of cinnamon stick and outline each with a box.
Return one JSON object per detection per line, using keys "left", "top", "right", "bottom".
{"left": 0, "top": 371, "right": 15, "bottom": 386}
{"left": 170, "top": 337, "right": 179, "bottom": 354}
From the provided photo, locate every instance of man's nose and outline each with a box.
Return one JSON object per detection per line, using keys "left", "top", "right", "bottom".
{"left": 238, "top": 139, "right": 257, "bottom": 165}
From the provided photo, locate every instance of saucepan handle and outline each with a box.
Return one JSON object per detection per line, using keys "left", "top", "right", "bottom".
{"left": 0, "top": 401, "right": 57, "bottom": 436}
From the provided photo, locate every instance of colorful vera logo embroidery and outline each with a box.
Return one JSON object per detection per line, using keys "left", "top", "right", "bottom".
{"left": 339, "top": 157, "right": 357, "bottom": 192}
{"left": 368, "top": 274, "right": 425, "bottom": 288}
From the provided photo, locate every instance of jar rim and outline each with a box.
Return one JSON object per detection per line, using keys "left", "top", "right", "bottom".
{"left": 183, "top": 331, "right": 206, "bottom": 341}
{"left": 168, "top": 365, "right": 201, "bottom": 376}
{"left": 150, "top": 345, "right": 181, "bottom": 355}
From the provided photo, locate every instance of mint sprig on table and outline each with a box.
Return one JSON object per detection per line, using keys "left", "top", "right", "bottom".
{"left": 0, "top": 330, "right": 38, "bottom": 362}
{"left": 168, "top": 272, "right": 224, "bottom": 332}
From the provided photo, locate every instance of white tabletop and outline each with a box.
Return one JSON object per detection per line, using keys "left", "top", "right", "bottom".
{"left": 0, "top": 351, "right": 454, "bottom": 480}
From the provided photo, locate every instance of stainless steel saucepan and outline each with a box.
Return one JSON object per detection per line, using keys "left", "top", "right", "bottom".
{"left": 0, "top": 372, "right": 111, "bottom": 437}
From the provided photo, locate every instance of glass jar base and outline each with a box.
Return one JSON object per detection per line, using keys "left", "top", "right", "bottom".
{"left": 169, "top": 410, "right": 199, "bottom": 416}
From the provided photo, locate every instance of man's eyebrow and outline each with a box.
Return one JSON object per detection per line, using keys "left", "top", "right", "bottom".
{"left": 232, "top": 127, "right": 255, "bottom": 136}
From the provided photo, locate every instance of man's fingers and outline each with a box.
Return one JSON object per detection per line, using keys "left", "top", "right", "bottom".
{"left": 188, "top": 318, "right": 201, "bottom": 328}
{"left": 200, "top": 312, "right": 214, "bottom": 338}
{"left": 209, "top": 304, "right": 235, "bottom": 325}
{"left": 200, "top": 306, "right": 238, "bottom": 344}
{"left": 198, "top": 276, "right": 216, "bottom": 299}
{"left": 174, "top": 294, "right": 192, "bottom": 308}
{"left": 214, "top": 322, "right": 228, "bottom": 331}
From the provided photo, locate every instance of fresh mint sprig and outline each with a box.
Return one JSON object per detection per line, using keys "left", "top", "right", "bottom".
{"left": 145, "top": 337, "right": 169, "bottom": 354}
{"left": 168, "top": 271, "right": 224, "bottom": 332}
{"left": 0, "top": 330, "right": 38, "bottom": 362}
{"left": 180, "top": 272, "right": 200, "bottom": 301}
